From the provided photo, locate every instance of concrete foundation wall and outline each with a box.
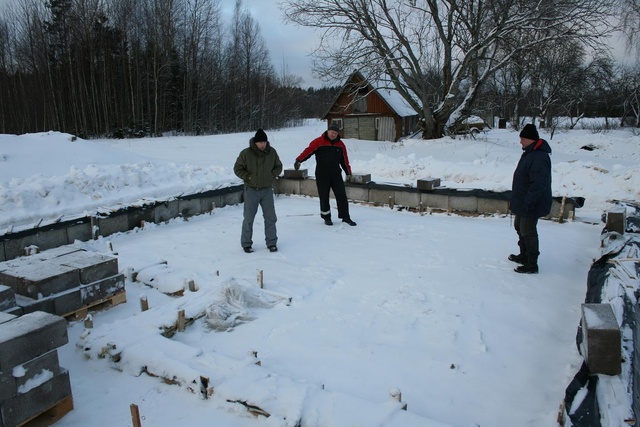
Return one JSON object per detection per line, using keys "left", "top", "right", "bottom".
{"left": 0, "top": 179, "right": 579, "bottom": 263}
{"left": 0, "top": 185, "right": 243, "bottom": 262}
{"left": 275, "top": 177, "right": 578, "bottom": 222}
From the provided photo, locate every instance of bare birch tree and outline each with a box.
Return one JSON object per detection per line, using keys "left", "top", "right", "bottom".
{"left": 282, "top": 0, "right": 617, "bottom": 138}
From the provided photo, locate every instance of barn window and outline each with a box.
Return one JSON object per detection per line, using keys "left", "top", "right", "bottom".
{"left": 331, "top": 119, "right": 343, "bottom": 129}
{"left": 353, "top": 95, "right": 367, "bottom": 113}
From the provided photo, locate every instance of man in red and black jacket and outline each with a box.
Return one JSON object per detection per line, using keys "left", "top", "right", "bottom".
{"left": 294, "top": 123, "right": 357, "bottom": 226}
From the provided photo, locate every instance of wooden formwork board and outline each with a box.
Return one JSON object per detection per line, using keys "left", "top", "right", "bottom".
{"left": 64, "top": 291, "right": 127, "bottom": 320}
{"left": 18, "top": 395, "right": 74, "bottom": 427}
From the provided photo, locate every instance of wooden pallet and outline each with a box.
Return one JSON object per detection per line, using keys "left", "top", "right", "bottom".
{"left": 18, "top": 395, "right": 74, "bottom": 427}
{"left": 64, "top": 290, "right": 127, "bottom": 320}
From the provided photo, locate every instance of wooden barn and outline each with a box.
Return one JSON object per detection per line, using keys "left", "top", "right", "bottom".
{"left": 324, "top": 71, "right": 419, "bottom": 142}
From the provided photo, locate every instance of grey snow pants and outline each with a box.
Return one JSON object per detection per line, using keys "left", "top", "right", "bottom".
{"left": 241, "top": 186, "right": 277, "bottom": 248}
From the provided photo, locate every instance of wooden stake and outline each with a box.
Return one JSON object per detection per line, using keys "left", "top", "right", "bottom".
{"left": 200, "top": 376, "right": 213, "bottom": 399}
{"left": 390, "top": 389, "right": 402, "bottom": 402}
{"left": 558, "top": 196, "right": 567, "bottom": 223}
{"left": 389, "top": 196, "right": 394, "bottom": 209}
{"left": 389, "top": 388, "right": 407, "bottom": 410}
{"left": 140, "top": 295, "right": 149, "bottom": 312}
{"left": 188, "top": 280, "right": 197, "bottom": 292}
{"left": 130, "top": 404, "right": 142, "bottom": 427}
{"left": 90, "top": 216, "right": 98, "bottom": 240}
{"left": 177, "top": 309, "right": 186, "bottom": 332}
{"left": 84, "top": 315, "right": 93, "bottom": 329}
{"left": 257, "top": 269, "right": 264, "bottom": 288}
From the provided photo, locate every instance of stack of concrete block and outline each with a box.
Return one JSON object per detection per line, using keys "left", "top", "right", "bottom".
{"left": 0, "top": 246, "right": 125, "bottom": 318}
{"left": 0, "top": 311, "right": 72, "bottom": 426}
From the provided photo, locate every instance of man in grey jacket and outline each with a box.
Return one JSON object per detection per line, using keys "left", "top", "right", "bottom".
{"left": 233, "top": 129, "right": 283, "bottom": 253}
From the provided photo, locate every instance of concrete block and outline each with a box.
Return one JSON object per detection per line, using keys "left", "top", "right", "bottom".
{"left": 394, "top": 190, "right": 421, "bottom": 208}
{"left": 218, "top": 191, "right": 242, "bottom": 206}
{"left": 478, "top": 198, "right": 510, "bottom": 215}
{"left": 65, "top": 222, "right": 92, "bottom": 243}
{"left": 0, "top": 262, "right": 79, "bottom": 299}
{"left": 2, "top": 306, "right": 21, "bottom": 316}
{"left": 0, "top": 286, "right": 16, "bottom": 312}
{"left": 15, "top": 294, "right": 55, "bottom": 315}
{"left": 348, "top": 174, "right": 371, "bottom": 184}
{"left": 127, "top": 207, "right": 155, "bottom": 230}
{"left": 80, "top": 274, "right": 125, "bottom": 306}
{"left": 420, "top": 193, "right": 449, "bottom": 210}
{"left": 275, "top": 179, "right": 301, "bottom": 195}
{"left": 417, "top": 178, "right": 441, "bottom": 191}
{"left": 606, "top": 206, "right": 626, "bottom": 234}
{"left": 55, "top": 251, "right": 118, "bottom": 285}
{"left": 0, "top": 366, "right": 13, "bottom": 402}
{"left": 0, "top": 369, "right": 71, "bottom": 427}
{"left": 97, "top": 214, "right": 129, "bottom": 237}
{"left": 154, "top": 200, "right": 180, "bottom": 223}
{"left": 449, "top": 195, "right": 478, "bottom": 213}
{"left": 345, "top": 186, "right": 369, "bottom": 203}
{"left": 14, "top": 350, "right": 62, "bottom": 392}
{"left": 283, "top": 169, "right": 308, "bottom": 179}
{"left": 0, "top": 312, "right": 16, "bottom": 325}
{"left": 0, "top": 311, "right": 68, "bottom": 371}
{"left": 581, "top": 303, "right": 621, "bottom": 375}
{"left": 51, "top": 290, "right": 82, "bottom": 316}
{"left": 369, "top": 188, "right": 395, "bottom": 205}
{"left": 33, "top": 246, "right": 83, "bottom": 261}
{"left": 3, "top": 237, "right": 41, "bottom": 261}
{"left": 178, "top": 198, "right": 203, "bottom": 218}
{"left": 198, "top": 196, "right": 218, "bottom": 214}
{"left": 546, "top": 198, "right": 576, "bottom": 221}
{"left": 32, "top": 229, "right": 70, "bottom": 252}
{"left": 300, "top": 179, "right": 319, "bottom": 197}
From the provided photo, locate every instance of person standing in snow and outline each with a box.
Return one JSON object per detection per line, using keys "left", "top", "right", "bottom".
{"left": 234, "top": 129, "right": 283, "bottom": 253}
{"left": 509, "top": 123, "right": 552, "bottom": 274}
{"left": 294, "top": 123, "right": 357, "bottom": 226}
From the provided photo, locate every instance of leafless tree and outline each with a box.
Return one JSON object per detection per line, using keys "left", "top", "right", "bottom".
{"left": 282, "top": 0, "right": 618, "bottom": 138}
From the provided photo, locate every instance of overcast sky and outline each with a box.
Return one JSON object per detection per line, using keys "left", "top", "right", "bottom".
{"left": 0, "top": 0, "right": 326, "bottom": 88}
{"left": 219, "top": 0, "right": 326, "bottom": 88}
{"left": 0, "top": 0, "right": 633, "bottom": 89}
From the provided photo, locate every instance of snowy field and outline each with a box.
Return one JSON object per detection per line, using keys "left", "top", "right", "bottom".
{"left": 0, "top": 120, "right": 638, "bottom": 426}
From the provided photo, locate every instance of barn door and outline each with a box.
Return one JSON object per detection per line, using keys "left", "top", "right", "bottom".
{"left": 344, "top": 118, "right": 358, "bottom": 139}
{"left": 376, "top": 117, "right": 396, "bottom": 141}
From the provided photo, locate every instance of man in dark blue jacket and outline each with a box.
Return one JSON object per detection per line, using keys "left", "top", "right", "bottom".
{"left": 509, "top": 123, "right": 552, "bottom": 274}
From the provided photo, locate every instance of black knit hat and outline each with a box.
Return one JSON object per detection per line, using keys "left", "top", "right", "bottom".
{"left": 254, "top": 129, "right": 268, "bottom": 142}
{"left": 519, "top": 124, "right": 539, "bottom": 141}
{"left": 328, "top": 123, "right": 340, "bottom": 132}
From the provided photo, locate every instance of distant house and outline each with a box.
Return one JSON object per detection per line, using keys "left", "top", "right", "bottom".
{"left": 324, "top": 71, "right": 418, "bottom": 142}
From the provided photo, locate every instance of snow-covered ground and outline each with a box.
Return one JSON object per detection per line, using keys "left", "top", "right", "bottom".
{"left": 1, "top": 120, "right": 638, "bottom": 426}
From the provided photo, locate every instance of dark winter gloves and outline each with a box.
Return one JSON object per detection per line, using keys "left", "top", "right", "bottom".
{"left": 294, "top": 160, "right": 301, "bottom": 170}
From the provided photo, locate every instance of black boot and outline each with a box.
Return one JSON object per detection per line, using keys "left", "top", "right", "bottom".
{"left": 514, "top": 254, "right": 538, "bottom": 274}
{"left": 514, "top": 264, "right": 538, "bottom": 274}
{"left": 508, "top": 254, "right": 526, "bottom": 264}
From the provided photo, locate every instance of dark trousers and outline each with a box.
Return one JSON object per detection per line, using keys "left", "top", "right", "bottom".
{"left": 514, "top": 215, "right": 539, "bottom": 265}
{"left": 241, "top": 186, "right": 277, "bottom": 248}
{"left": 316, "top": 169, "right": 350, "bottom": 220}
